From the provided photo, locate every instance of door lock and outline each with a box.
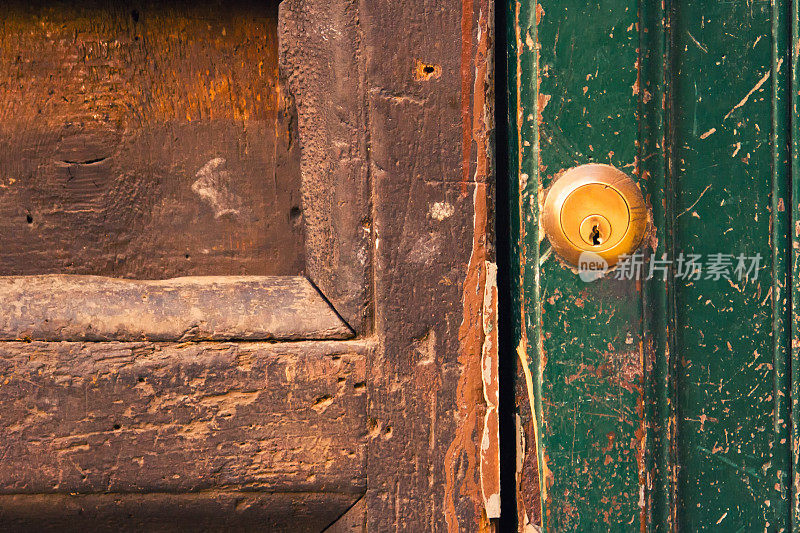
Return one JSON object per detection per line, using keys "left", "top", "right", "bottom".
{"left": 541, "top": 163, "right": 647, "bottom": 268}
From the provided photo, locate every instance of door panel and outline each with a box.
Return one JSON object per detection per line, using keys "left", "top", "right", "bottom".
{"left": 792, "top": 3, "right": 800, "bottom": 529}
{"left": 672, "top": 2, "right": 790, "bottom": 528}
{"left": 0, "top": 0, "right": 303, "bottom": 280}
{"left": 508, "top": 0, "right": 794, "bottom": 530}
{"left": 0, "top": 339, "right": 368, "bottom": 531}
{"left": 510, "top": 0, "right": 647, "bottom": 528}
{"left": 0, "top": 2, "right": 367, "bottom": 530}
{"left": 0, "top": 492, "right": 359, "bottom": 533}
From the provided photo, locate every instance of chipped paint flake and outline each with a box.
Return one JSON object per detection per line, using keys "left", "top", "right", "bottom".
{"left": 430, "top": 201, "right": 455, "bottom": 221}
{"left": 723, "top": 65, "right": 776, "bottom": 121}
{"left": 700, "top": 127, "right": 717, "bottom": 139}
{"left": 480, "top": 261, "right": 500, "bottom": 519}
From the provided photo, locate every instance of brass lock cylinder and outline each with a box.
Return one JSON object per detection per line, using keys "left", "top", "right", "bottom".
{"left": 542, "top": 164, "right": 647, "bottom": 267}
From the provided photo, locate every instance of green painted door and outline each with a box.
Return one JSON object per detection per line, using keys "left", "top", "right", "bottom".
{"left": 506, "top": 0, "right": 800, "bottom": 530}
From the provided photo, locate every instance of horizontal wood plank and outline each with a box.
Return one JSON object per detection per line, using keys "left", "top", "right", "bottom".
{"left": 0, "top": 340, "right": 369, "bottom": 495}
{"left": 0, "top": 275, "right": 352, "bottom": 341}
{"left": 0, "top": 492, "right": 359, "bottom": 533}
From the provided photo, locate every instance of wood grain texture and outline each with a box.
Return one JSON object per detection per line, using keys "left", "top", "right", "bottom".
{"left": 358, "top": 0, "right": 495, "bottom": 529}
{"left": 0, "top": 0, "right": 496, "bottom": 529}
{"left": 279, "top": 0, "right": 372, "bottom": 333}
{"left": 0, "top": 0, "right": 304, "bottom": 279}
{"left": 0, "top": 492, "right": 360, "bottom": 533}
{"left": 0, "top": 340, "right": 369, "bottom": 495}
{"left": 0, "top": 275, "right": 352, "bottom": 341}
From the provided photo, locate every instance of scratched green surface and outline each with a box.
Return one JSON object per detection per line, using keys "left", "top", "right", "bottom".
{"left": 512, "top": 0, "right": 646, "bottom": 530}
{"left": 672, "top": 1, "right": 790, "bottom": 530}
{"left": 538, "top": 1, "right": 644, "bottom": 530}
{"left": 792, "top": 2, "right": 800, "bottom": 530}
{"left": 506, "top": 0, "right": 543, "bottom": 526}
{"left": 508, "top": 0, "right": 794, "bottom": 531}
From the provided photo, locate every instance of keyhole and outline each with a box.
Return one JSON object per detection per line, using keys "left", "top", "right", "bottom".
{"left": 578, "top": 214, "right": 611, "bottom": 247}
{"left": 590, "top": 225, "right": 603, "bottom": 246}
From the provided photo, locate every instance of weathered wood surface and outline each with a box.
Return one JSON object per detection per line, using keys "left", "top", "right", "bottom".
{"left": 281, "top": 0, "right": 498, "bottom": 528}
{"left": 355, "top": 0, "right": 497, "bottom": 529}
{"left": 0, "top": 1, "right": 304, "bottom": 279}
{"left": 280, "top": 0, "right": 372, "bottom": 334}
{"left": 0, "top": 0, "right": 496, "bottom": 530}
{"left": 0, "top": 492, "right": 359, "bottom": 533}
{"left": 0, "top": 340, "right": 369, "bottom": 495}
{"left": 325, "top": 497, "right": 366, "bottom": 532}
{"left": 0, "top": 275, "right": 352, "bottom": 341}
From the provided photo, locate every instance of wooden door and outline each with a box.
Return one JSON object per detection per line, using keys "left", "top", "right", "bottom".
{"left": 0, "top": 0, "right": 497, "bottom": 531}
{"left": 0, "top": 2, "right": 367, "bottom": 530}
{"left": 507, "top": 0, "right": 799, "bottom": 530}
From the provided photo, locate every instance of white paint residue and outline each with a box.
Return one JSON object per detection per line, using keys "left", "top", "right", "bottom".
{"left": 407, "top": 234, "right": 441, "bottom": 264}
{"left": 429, "top": 201, "right": 455, "bottom": 221}
{"left": 192, "top": 158, "right": 242, "bottom": 219}
{"left": 480, "top": 260, "right": 500, "bottom": 520}
{"left": 484, "top": 493, "right": 500, "bottom": 519}
{"left": 520, "top": 173, "right": 529, "bottom": 190}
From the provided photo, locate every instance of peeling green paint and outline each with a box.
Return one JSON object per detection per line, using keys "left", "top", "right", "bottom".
{"left": 508, "top": 0, "right": 795, "bottom": 531}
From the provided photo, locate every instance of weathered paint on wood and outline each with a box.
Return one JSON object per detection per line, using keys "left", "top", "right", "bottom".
{"left": 791, "top": 1, "right": 800, "bottom": 528}
{"left": 356, "top": 0, "right": 497, "bottom": 528}
{"left": 0, "top": 1, "right": 304, "bottom": 279}
{"left": 0, "top": 275, "right": 352, "bottom": 341}
{"left": 670, "top": 2, "right": 790, "bottom": 529}
{"left": 638, "top": 1, "right": 673, "bottom": 529}
{"left": 509, "top": 0, "right": 794, "bottom": 530}
{"left": 506, "top": 1, "right": 543, "bottom": 529}
{"left": 509, "top": 0, "right": 645, "bottom": 530}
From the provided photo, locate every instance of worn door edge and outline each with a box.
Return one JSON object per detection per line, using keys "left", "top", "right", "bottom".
{"left": 507, "top": 0, "right": 547, "bottom": 530}
{"left": 791, "top": 0, "right": 800, "bottom": 528}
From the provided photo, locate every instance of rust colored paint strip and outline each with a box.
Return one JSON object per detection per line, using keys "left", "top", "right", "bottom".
{"left": 471, "top": 0, "right": 500, "bottom": 522}
{"left": 445, "top": 184, "right": 490, "bottom": 533}
{"left": 461, "top": 0, "right": 474, "bottom": 191}
{"left": 445, "top": 1, "right": 496, "bottom": 531}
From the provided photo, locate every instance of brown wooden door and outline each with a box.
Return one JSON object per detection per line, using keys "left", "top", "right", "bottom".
{"left": 0, "top": 0, "right": 497, "bottom": 531}
{"left": 0, "top": 2, "right": 367, "bottom": 530}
